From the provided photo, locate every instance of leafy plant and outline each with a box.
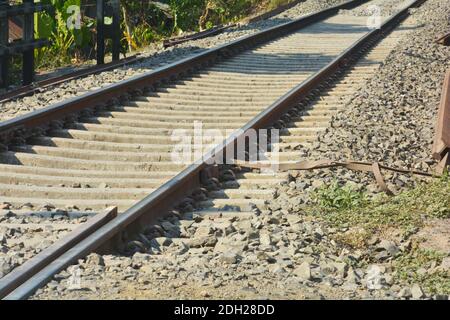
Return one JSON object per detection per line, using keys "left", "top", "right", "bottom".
{"left": 129, "top": 23, "right": 159, "bottom": 50}
{"left": 312, "top": 180, "right": 367, "bottom": 210}
{"left": 31, "top": 0, "right": 298, "bottom": 70}
{"left": 35, "top": 0, "right": 93, "bottom": 69}
{"left": 35, "top": 13, "right": 76, "bottom": 69}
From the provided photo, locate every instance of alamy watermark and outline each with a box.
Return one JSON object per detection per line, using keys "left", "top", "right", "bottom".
{"left": 170, "top": 121, "right": 280, "bottom": 171}
{"left": 66, "top": 5, "right": 81, "bottom": 30}
{"left": 366, "top": 265, "right": 383, "bottom": 290}
{"left": 62, "top": 5, "right": 112, "bottom": 30}
{"left": 67, "top": 265, "right": 82, "bottom": 290}
{"left": 366, "top": 5, "right": 382, "bottom": 30}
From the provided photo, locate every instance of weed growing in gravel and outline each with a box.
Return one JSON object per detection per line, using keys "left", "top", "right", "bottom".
{"left": 312, "top": 180, "right": 367, "bottom": 210}
{"left": 394, "top": 248, "right": 450, "bottom": 295}
{"left": 311, "top": 174, "right": 450, "bottom": 230}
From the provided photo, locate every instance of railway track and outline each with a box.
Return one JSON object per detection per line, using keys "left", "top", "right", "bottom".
{"left": 0, "top": 55, "right": 145, "bottom": 104}
{"left": 0, "top": 0, "right": 400, "bottom": 212}
{"left": 0, "top": 0, "right": 433, "bottom": 299}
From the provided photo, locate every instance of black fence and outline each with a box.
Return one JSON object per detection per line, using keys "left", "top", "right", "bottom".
{"left": 97, "top": 0, "right": 121, "bottom": 64}
{"left": 0, "top": 0, "right": 50, "bottom": 87}
{"left": 0, "top": 0, "right": 121, "bottom": 88}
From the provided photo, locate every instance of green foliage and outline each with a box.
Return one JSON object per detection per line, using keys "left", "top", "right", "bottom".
{"left": 168, "top": 0, "right": 205, "bottom": 33}
{"left": 394, "top": 249, "right": 450, "bottom": 295}
{"left": 130, "top": 23, "right": 159, "bottom": 49}
{"left": 312, "top": 180, "right": 367, "bottom": 210}
{"left": 35, "top": 0, "right": 93, "bottom": 69}
{"left": 307, "top": 175, "right": 450, "bottom": 294}
{"left": 32, "top": 0, "right": 297, "bottom": 70}
{"left": 62, "top": 0, "right": 91, "bottom": 47}
{"left": 35, "top": 13, "right": 75, "bottom": 69}
{"left": 34, "top": 11, "right": 55, "bottom": 40}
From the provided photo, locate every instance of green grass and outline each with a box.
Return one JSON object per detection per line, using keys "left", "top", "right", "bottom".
{"left": 309, "top": 174, "right": 450, "bottom": 233}
{"left": 394, "top": 248, "right": 450, "bottom": 295}
{"left": 306, "top": 174, "right": 450, "bottom": 295}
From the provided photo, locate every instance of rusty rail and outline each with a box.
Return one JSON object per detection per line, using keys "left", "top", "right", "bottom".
{"left": 0, "top": 0, "right": 427, "bottom": 300}
{"left": 162, "top": 0, "right": 305, "bottom": 48}
{"left": 432, "top": 69, "right": 450, "bottom": 173}
{"left": 163, "top": 24, "right": 236, "bottom": 48}
{"left": 436, "top": 32, "right": 450, "bottom": 46}
{"left": 0, "top": 54, "right": 143, "bottom": 104}
{"left": 0, "top": 207, "right": 117, "bottom": 299}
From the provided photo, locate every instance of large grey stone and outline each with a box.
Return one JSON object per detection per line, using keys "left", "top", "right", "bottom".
{"left": 293, "top": 262, "right": 312, "bottom": 281}
{"left": 150, "top": 237, "right": 173, "bottom": 248}
{"left": 219, "top": 251, "right": 239, "bottom": 264}
{"left": 411, "top": 284, "right": 425, "bottom": 299}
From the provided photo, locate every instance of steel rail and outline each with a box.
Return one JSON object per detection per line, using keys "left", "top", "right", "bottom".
{"left": 2, "top": 0, "right": 426, "bottom": 300}
{"left": 0, "top": 55, "right": 143, "bottom": 103}
{"left": 0, "top": 207, "right": 117, "bottom": 299}
{"left": 162, "top": 0, "right": 306, "bottom": 48}
{"left": 0, "top": 0, "right": 366, "bottom": 144}
{"left": 163, "top": 24, "right": 236, "bottom": 48}
{"left": 436, "top": 32, "right": 450, "bottom": 46}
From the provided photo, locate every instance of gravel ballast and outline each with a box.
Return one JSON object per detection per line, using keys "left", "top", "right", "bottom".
{"left": 278, "top": 0, "right": 450, "bottom": 199}
{"left": 0, "top": 210, "right": 93, "bottom": 280}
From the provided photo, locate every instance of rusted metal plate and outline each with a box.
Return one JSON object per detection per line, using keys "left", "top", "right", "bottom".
{"left": 436, "top": 32, "right": 450, "bottom": 46}
{"left": 8, "top": 17, "right": 22, "bottom": 41}
{"left": 432, "top": 69, "right": 450, "bottom": 160}
{"left": 0, "top": 207, "right": 117, "bottom": 300}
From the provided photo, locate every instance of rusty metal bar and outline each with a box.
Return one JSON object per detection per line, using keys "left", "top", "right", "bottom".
{"left": 163, "top": 24, "right": 235, "bottom": 48}
{"left": 0, "top": 207, "right": 117, "bottom": 300}
{"left": 432, "top": 69, "right": 450, "bottom": 160}
{"left": 436, "top": 32, "right": 450, "bottom": 46}
{"left": 432, "top": 69, "right": 450, "bottom": 173}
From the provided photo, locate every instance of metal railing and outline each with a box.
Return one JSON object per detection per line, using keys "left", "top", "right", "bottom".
{"left": 0, "top": 0, "right": 51, "bottom": 87}
{"left": 0, "top": 0, "right": 121, "bottom": 88}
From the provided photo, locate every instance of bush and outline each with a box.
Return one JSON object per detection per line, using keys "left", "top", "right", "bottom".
{"left": 32, "top": 0, "right": 296, "bottom": 70}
